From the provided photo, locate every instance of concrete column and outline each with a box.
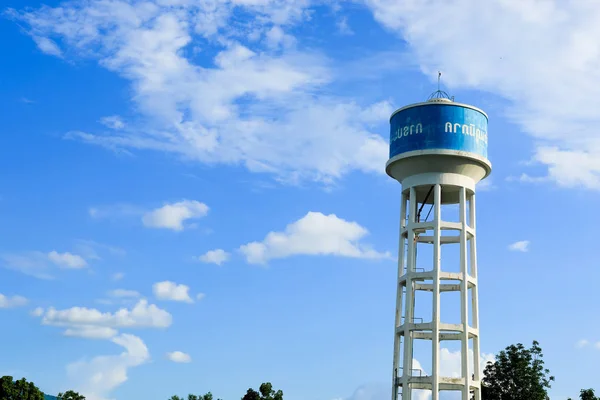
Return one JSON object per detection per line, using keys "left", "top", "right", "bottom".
{"left": 402, "top": 187, "right": 417, "bottom": 400}
{"left": 392, "top": 192, "right": 408, "bottom": 400}
{"left": 459, "top": 187, "right": 470, "bottom": 400}
{"left": 431, "top": 184, "right": 441, "bottom": 400}
{"left": 470, "top": 192, "right": 481, "bottom": 400}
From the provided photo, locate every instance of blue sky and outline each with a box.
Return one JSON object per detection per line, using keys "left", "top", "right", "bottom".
{"left": 1, "top": 1, "right": 600, "bottom": 400}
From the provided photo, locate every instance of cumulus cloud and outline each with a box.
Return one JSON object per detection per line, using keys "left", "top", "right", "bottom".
{"left": 166, "top": 351, "right": 192, "bottom": 363}
{"left": 508, "top": 240, "right": 530, "bottom": 252}
{"left": 142, "top": 200, "right": 209, "bottom": 231}
{"left": 0, "top": 294, "right": 28, "bottom": 308}
{"left": 66, "top": 333, "right": 150, "bottom": 400}
{"left": 576, "top": 339, "right": 589, "bottom": 348}
{"left": 239, "top": 211, "right": 390, "bottom": 264}
{"left": 8, "top": 0, "right": 390, "bottom": 185}
{"left": 48, "top": 250, "right": 87, "bottom": 269}
{"left": 197, "top": 249, "right": 230, "bottom": 266}
{"left": 38, "top": 299, "right": 172, "bottom": 330}
{"left": 364, "top": 0, "right": 600, "bottom": 190}
{"left": 152, "top": 281, "right": 194, "bottom": 303}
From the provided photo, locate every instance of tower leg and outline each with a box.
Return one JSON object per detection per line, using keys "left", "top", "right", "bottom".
{"left": 392, "top": 177, "right": 481, "bottom": 400}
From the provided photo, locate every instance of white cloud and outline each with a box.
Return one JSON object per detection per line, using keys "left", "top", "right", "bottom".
{"left": 595, "top": 342, "right": 600, "bottom": 350}
{"left": 39, "top": 299, "right": 172, "bottom": 330}
{"left": 166, "top": 351, "right": 192, "bottom": 363}
{"left": 108, "top": 289, "right": 140, "bottom": 299}
{"left": 576, "top": 339, "right": 589, "bottom": 348}
{"left": 100, "top": 115, "right": 125, "bottom": 130}
{"left": 508, "top": 240, "right": 530, "bottom": 252}
{"left": 196, "top": 293, "right": 206, "bottom": 301}
{"left": 48, "top": 250, "right": 87, "bottom": 269}
{"left": 10, "top": 1, "right": 390, "bottom": 185}
{"left": 66, "top": 333, "right": 149, "bottom": 400}
{"left": 265, "top": 25, "right": 296, "bottom": 48}
{"left": 142, "top": 200, "right": 209, "bottom": 231}
{"left": 152, "top": 281, "right": 194, "bottom": 303}
{"left": 32, "top": 35, "right": 62, "bottom": 56}
{"left": 0, "top": 294, "right": 28, "bottom": 308}
{"left": 239, "top": 211, "right": 390, "bottom": 264}
{"left": 2, "top": 250, "right": 88, "bottom": 278}
{"left": 64, "top": 326, "right": 118, "bottom": 340}
{"left": 31, "top": 307, "right": 44, "bottom": 317}
{"left": 363, "top": 0, "right": 600, "bottom": 190}
{"left": 337, "top": 16, "right": 354, "bottom": 35}
{"left": 197, "top": 249, "right": 230, "bottom": 266}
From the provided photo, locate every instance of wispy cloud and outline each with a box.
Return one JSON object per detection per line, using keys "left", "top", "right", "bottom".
{"left": 576, "top": 339, "right": 589, "bottom": 348}
{"left": 107, "top": 289, "right": 140, "bottom": 299}
{"left": 48, "top": 251, "right": 87, "bottom": 269}
{"left": 0, "top": 294, "right": 28, "bottom": 308}
{"left": 508, "top": 240, "right": 530, "bottom": 252}
{"left": 112, "top": 272, "right": 125, "bottom": 281}
{"left": 66, "top": 333, "right": 150, "bottom": 400}
{"left": 74, "top": 239, "right": 126, "bottom": 261}
{"left": 1, "top": 249, "right": 89, "bottom": 278}
{"left": 336, "top": 16, "right": 354, "bottom": 35}
{"left": 9, "top": 0, "right": 390, "bottom": 185}
{"left": 100, "top": 115, "right": 125, "bottom": 130}
{"left": 363, "top": 0, "right": 600, "bottom": 190}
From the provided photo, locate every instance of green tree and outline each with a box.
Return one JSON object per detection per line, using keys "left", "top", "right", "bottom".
{"left": 58, "top": 390, "right": 86, "bottom": 400}
{"left": 170, "top": 392, "right": 220, "bottom": 400}
{"left": 578, "top": 389, "right": 599, "bottom": 400}
{"left": 241, "top": 383, "right": 283, "bottom": 400}
{"left": 0, "top": 376, "right": 45, "bottom": 400}
{"left": 481, "top": 341, "right": 554, "bottom": 400}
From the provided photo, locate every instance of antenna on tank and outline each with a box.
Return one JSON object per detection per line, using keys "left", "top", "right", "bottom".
{"left": 427, "top": 71, "right": 454, "bottom": 102}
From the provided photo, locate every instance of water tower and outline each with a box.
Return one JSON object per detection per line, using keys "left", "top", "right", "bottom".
{"left": 387, "top": 87, "right": 491, "bottom": 400}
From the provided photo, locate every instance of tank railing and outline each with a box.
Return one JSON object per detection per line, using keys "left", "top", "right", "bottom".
{"left": 400, "top": 316, "right": 423, "bottom": 324}
{"left": 397, "top": 367, "right": 426, "bottom": 378}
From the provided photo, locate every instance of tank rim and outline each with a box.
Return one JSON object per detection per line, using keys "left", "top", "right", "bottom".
{"left": 385, "top": 149, "right": 492, "bottom": 180}
{"left": 389, "top": 101, "right": 488, "bottom": 122}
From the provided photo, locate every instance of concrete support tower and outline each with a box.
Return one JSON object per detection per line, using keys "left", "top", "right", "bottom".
{"left": 386, "top": 96, "right": 491, "bottom": 400}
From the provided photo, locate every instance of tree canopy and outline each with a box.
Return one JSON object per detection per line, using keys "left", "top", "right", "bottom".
{"left": 568, "top": 388, "right": 599, "bottom": 400}
{"left": 481, "top": 340, "right": 554, "bottom": 400}
{"left": 241, "top": 383, "right": 283, "bottom": 400}
{"left": 169, "top": 392, "right": 221, "bottom": 400}
{"left": 0, "top": 376, "right": 45, "bottom": 400}
{"left": 57, "top": 390, "right": 86, "bottom": 400}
